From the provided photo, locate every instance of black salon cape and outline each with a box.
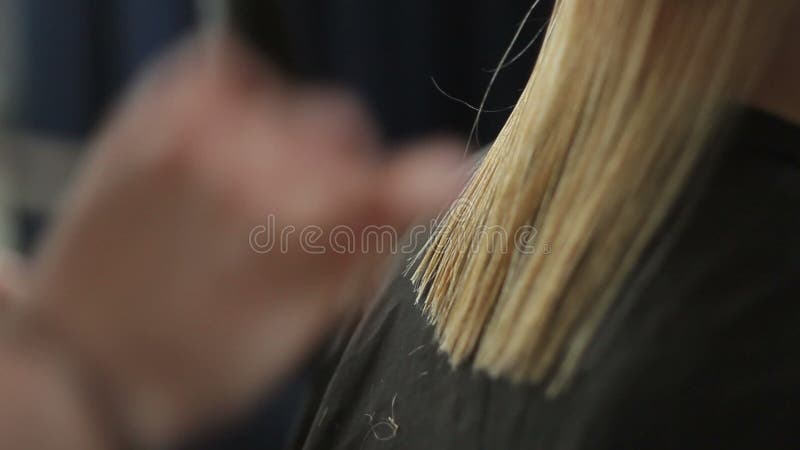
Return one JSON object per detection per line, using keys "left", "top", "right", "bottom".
{"left": 291, "top": 108, "right": 800, "bottom": 450}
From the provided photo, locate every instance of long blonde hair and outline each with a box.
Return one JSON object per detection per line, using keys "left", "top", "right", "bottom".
{"left": 412, "top": 0, "right": 794, "bottom": 395}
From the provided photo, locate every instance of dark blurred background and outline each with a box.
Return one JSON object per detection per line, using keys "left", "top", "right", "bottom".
{"left": 0, "top": 0, "right": 552, "bottom": 448}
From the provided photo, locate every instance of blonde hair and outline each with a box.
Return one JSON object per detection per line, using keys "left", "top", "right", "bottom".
{"left": 412, "top": 0, "right": 794, "bottom": 395}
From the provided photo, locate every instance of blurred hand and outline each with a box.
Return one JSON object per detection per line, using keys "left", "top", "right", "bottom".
{"left": 14, "top": 37, "right": 468, "bottom": 447}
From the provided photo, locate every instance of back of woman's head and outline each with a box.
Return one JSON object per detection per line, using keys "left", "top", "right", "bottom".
{"left": 412, "top": 0, "right": 797, "bottom": 394}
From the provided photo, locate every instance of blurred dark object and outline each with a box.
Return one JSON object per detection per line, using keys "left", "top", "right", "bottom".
{"left": 228, "top": 0, "right": 298, "bottom": 76}
{"left": 234, "top": 0, "right": 553, "bottom": 144}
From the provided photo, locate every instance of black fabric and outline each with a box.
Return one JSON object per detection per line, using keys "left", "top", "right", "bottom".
{"left": 292, "top": 108, "right": 800, "bottom": 450}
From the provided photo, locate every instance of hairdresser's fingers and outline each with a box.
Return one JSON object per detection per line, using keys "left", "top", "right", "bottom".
{"left": 287, "top": 87, "right": 380, "bottom": 162}
{"left": 91, "top": 35, "right": 288, "bottom": 173}
{"left": 332, "top": 140, "right": 470, "bottom": 304}
{"left": 132, "top": 34, "right": 285, "bottom": 110}
{"left": 375, "top": 138, "right": 472, "bottom": 229}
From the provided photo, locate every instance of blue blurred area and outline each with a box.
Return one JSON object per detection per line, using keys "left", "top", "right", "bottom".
{"left": 14, "top": 0, "right": 196, "bottom": 138}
